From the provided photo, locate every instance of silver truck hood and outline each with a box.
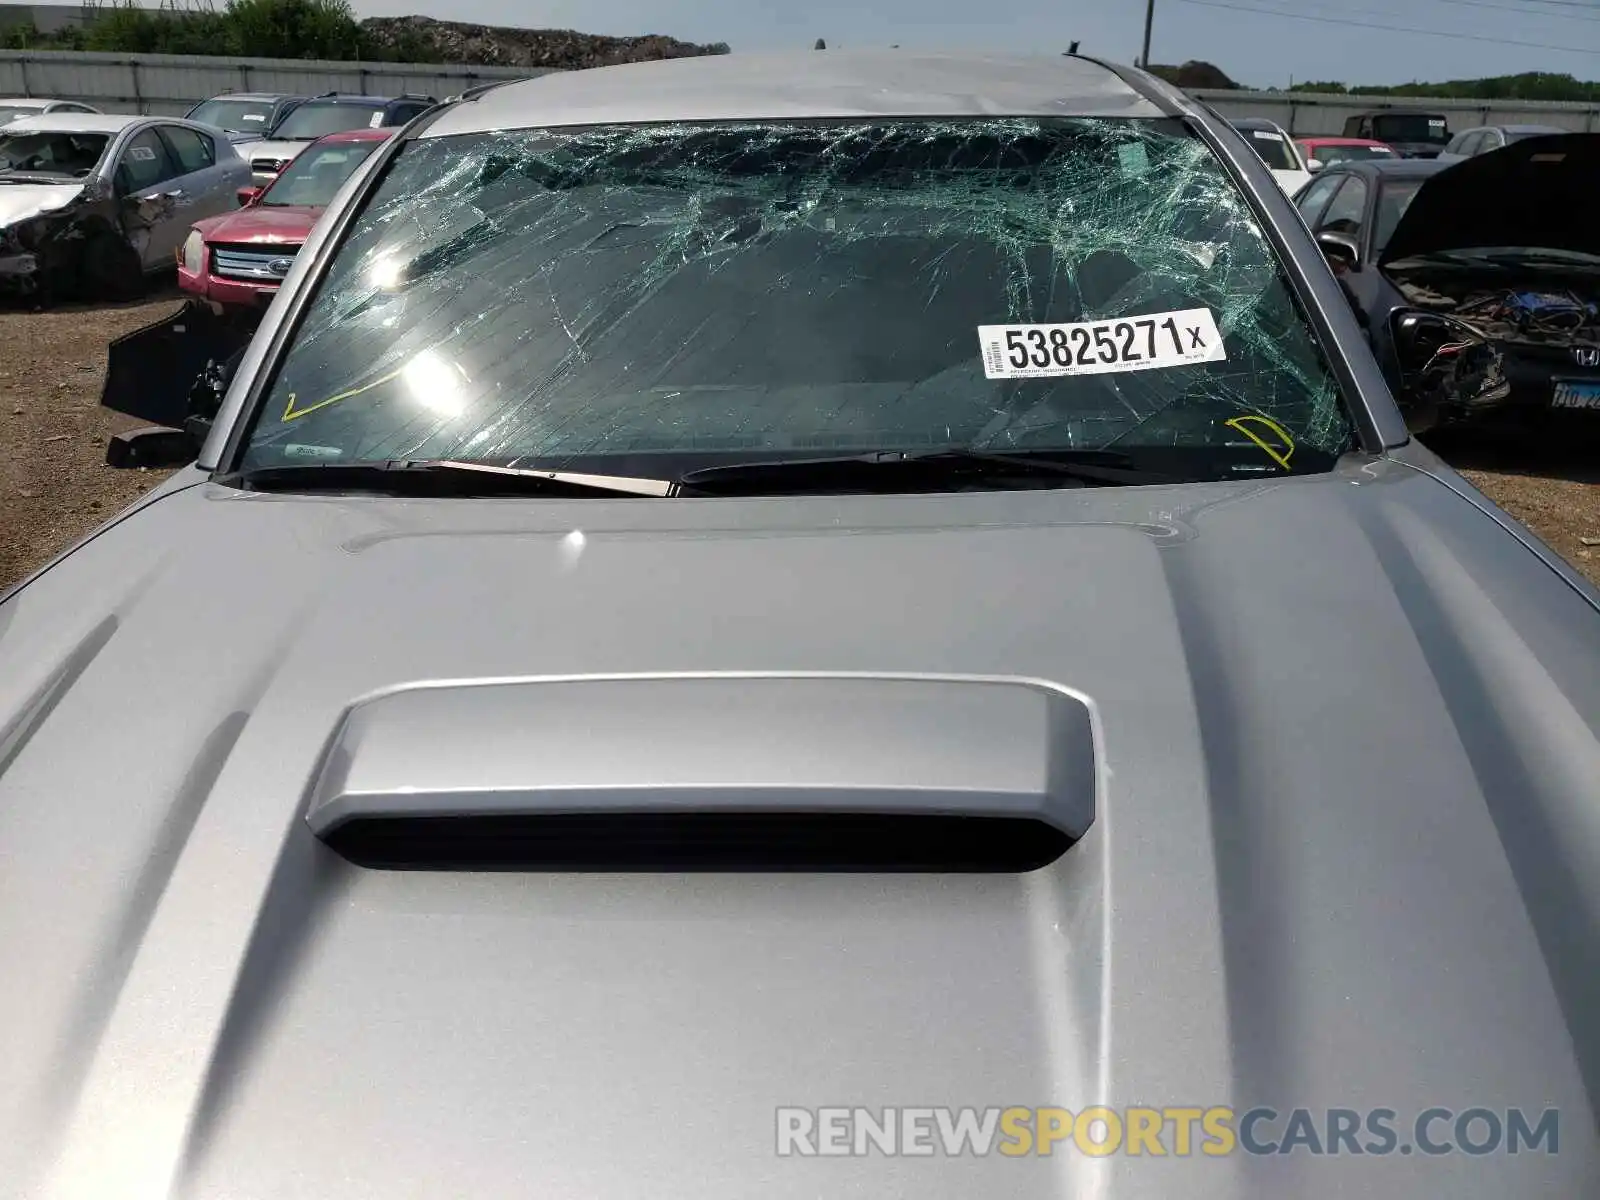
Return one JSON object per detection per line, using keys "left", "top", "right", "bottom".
{"left": 1, "top": 453, "right": 1597, "bottom": 1198}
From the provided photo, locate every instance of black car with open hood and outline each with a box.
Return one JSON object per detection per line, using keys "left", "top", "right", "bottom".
{"left": 1380, "top": 133, "right": 1599, "bottom": 267}
{"left": 1297, "top": 133, "right": 1600, "bottom": 430}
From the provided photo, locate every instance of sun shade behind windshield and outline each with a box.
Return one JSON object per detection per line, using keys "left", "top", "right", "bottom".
{"left": 240, "top": 118, "right": 1353, "bottom": 477}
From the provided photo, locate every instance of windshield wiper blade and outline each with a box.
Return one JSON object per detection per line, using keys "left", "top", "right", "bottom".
{"left": 218, "top": 459, "right": 675, "bottom": 498}
{"left": 676, "top": 447, "right": 1179, "bottom": 494}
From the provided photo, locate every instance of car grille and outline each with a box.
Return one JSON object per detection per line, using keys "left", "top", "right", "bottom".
{"left": 212, "top": 244, "right": 299, "bottom": 282}
{"left": 250, "top": 157, "right": 289, "bottom": 175}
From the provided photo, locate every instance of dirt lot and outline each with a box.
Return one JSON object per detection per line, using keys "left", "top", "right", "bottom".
{"left": 0, "top": 293, "right": 183, "bottom": 592}
{"left": 1, "top": 296, "right": 1597, "bottom": 594}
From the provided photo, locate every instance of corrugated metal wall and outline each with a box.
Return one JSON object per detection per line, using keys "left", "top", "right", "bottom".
{"left": 1191, "top": 87, "right": 1600, "bottom": 135}
{"left": 0, "top": 48, "right": 548, "bottom": 114}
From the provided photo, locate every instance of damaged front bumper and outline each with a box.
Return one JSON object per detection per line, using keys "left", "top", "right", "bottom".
{"left": 0, "top": 225, "right": 41, "bottom": 292}
{"left": 1392, "top": 309, "right": 1600, "bottom": 428}
{"left": 101, "top": 298, "right": 256, "bottom": 429}
{"left": 1431, "top": 340, "right": 1600, "bottom": 425}
{"left": 0, "top": 249, "right": 40, "bottom": 291}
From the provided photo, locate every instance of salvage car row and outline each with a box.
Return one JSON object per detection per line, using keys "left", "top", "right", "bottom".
{"left": 1290, "top": 133, "right": 1600, "bottom": 421}
{"left": 1216, "top": 108, "right": 1600, "bottom": 424}
{"left": 1227, "top": 110, "right": 1569, "bottom": 194}
{"left": 0, "top": 90, "right": 433, "bottom": 302}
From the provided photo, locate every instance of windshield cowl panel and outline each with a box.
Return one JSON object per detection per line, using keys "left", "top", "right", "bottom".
{"left": 237, "top": 117, "right": 1354, "bottom": 489}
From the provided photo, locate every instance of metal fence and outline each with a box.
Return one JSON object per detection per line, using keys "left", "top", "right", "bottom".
{"left": 0, "top": 47, "right": 547, "bottom": 114}
{"left": 1191, "top": 87, "right": 1600, "bottom": 135}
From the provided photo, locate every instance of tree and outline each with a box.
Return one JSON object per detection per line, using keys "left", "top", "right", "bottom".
{"left": 224, "top": 0, "right": 362, "bottom": 60}
{"left": 1146, "top": 61, "right": 1240, "bottom": 89}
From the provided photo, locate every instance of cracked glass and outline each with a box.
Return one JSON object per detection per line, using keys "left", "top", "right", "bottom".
{"left": 241, "top": 117, "right": 1356, "bottom": 481}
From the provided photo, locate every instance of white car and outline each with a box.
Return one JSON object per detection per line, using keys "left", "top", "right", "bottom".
{"left": 0, "top": 97, "right": 102, "bottom": 128}
{"left": 1230, "top": 117, "right": 1312, "bottom": 194}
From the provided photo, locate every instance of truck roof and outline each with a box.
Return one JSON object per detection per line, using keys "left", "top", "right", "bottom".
{"left": 425, "top": 51, "right": 1177, "bottom": 136}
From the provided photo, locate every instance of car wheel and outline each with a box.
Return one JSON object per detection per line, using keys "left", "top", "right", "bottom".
{"left": 81, "top": 231, "right": 145, "bottom": 302}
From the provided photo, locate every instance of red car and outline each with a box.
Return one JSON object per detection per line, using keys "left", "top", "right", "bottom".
{"left": 177, "top": 127, "right": 392, "bottom": 313}
{"left": 1293, "top": 136, "right": 1398, "bottom": 173}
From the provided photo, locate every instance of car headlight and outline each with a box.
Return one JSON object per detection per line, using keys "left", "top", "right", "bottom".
{"left": 180, "top": 229, "right": 205, "bottom": 274}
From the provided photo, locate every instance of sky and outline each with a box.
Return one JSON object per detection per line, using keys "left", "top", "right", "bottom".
{"left": 344, "top": 0, "right": 1600, "bottom": 89}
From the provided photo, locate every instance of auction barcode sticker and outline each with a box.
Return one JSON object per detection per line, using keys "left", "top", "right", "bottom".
{"left": 978, "top": 308, "right": 1227, "bottom": 380}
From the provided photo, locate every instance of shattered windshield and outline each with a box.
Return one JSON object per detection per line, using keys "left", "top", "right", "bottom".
{"left": 0, "top": 131, "right": 108, "bottom": 178}
{"left": 271, "top": 103, "right": 383, "bottom": 141}
{"left": 240, "top": 118, "right": 1354, "bottom": 483}
{"left": 188, "top": 98, "right": 279, "bottom": 134}
{"left": 261, "top": 139, "right": 382, "bottom": 207}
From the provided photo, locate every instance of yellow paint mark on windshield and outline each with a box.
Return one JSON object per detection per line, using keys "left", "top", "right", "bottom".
{"left": 1224, "top": 414, "right": 1295, "bottom": 470}
{"left": 282, "top": 366, "right": 405, "bottom": 422}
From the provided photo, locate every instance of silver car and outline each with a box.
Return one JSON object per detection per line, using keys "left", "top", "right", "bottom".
{"left": 6, "top": 52, "right": 1600, "bottom": 1198}
{"left": 0, "top": 113, "right": 250, "bottom": 299}
{"left": 1436, "top": 123, "right": 1569, "bottom": 162}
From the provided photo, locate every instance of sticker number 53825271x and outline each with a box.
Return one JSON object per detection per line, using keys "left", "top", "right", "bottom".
{"left": 978, "top": 308, "right": 1228, "bottom": 380}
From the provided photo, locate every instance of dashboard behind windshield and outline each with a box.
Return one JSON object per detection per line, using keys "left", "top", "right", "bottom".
{"left": 189, "top": 98, "right": 278, "bottom": 134}
{"left": 0, "top": 130, "right": 108, "bottom": 178}
{"left": 237, "top": 117, "right": 1356, "bottom": 484}
{"left": 1239, "top": 128, "right": 1299, "bottom": 171}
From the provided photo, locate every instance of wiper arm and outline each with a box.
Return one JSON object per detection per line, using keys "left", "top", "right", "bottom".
{"left": 217, "top": 459, "right": 675, "bottom": 498}
{"left": 676, "top": 448, "right": 1179, "bottom": 495}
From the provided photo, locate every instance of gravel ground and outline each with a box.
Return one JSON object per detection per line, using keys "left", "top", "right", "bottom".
{"left": 0, "top": 293, "right": 182, "bottom": 593}
{"left": 1, "top": 296, "right": 1597, "bottom": 595}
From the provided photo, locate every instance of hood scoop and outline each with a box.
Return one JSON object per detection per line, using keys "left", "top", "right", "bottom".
{"left": 306, "top": 675, "right": 1096, "bottom": 871}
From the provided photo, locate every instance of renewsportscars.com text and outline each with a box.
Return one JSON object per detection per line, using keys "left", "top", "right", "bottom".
{"left": 775, "top": 1105, "right": 1560, "bottom": 1158}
